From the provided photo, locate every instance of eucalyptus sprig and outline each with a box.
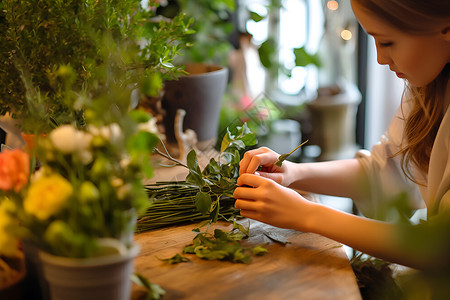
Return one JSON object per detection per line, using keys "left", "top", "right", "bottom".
{"left": 137, "top": 123, "right": 257, "bottom": 232}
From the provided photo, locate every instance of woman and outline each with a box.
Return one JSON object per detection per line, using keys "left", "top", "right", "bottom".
{"left": 234, "top": 0, "right": 450, "bottom": 271}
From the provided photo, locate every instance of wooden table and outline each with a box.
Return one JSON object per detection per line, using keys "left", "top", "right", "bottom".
{"left": 131, "top": 220, "right": 362, "bottom": 300}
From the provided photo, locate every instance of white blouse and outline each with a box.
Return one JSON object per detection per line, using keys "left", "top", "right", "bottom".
{"left": 355, "top": 84, "right": 450, "bottom": 220}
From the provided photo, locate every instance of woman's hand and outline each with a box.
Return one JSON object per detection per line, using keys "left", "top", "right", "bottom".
{"left": 239, "top": 147, "right": 296, "bottom": 186}
{"left": 233, "top": 173, "right": 315, "bottom": 231}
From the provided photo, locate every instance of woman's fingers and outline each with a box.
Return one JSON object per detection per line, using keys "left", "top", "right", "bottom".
{"left": 239, "top": 147, "right": 278, "bottom": 175}
{"left": 236, "top": 173, "right": 265, "bottom": 187}
{"left": 238, "top": 208, "right": 259, "bottom": 220}
{"left": 234, "top": 174, "right": 262, "bottom": 213}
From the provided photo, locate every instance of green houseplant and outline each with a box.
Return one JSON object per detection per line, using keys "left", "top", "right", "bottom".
{"left": 0, "top": 0, "right": 191, "bottom": 134}
{"left": 0, "top": 1, "right": 192, "bottom": 299}
{"left": 0, "top": 62, "right": 160, "bottom": 299}
{"left": 153, "top": 0, "right": 236, "bottom": 149}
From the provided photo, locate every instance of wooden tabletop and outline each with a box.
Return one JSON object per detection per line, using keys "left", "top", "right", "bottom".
{"left": 131, "top": 220, "right": 362, "bottom": 300}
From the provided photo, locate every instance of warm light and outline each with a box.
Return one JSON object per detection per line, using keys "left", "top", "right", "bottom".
{"left": 340, "top": 29, "right": 352, "bottom": 41}
{"left": 327, "top": 1, "right": 339, "bottom": 11}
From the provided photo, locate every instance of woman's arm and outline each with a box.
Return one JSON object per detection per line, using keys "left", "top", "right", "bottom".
{"left": 234, "top": 174, "right": 429, "bottom": 269}
{"left": 307, "top": 203, "right": 424, "bottom": 268}
{"left": 287, "top": 158, "right": 371, "bottom": 200}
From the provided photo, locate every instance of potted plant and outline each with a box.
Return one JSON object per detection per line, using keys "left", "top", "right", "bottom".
{"left": 0, "top": 1, "right": 191, "bottom": 299}
{"left": 0, "top": 0, "right": 190, "bottom": 135}
{"left": 154, "top": 0, "right": 236, "bottom": 150}
{"left": 0, "top": 47, "right": 161, "bottom": 299}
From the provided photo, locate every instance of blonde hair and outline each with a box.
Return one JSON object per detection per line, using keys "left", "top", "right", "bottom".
{"left": 355, "top": 0, "right": 450, "bottom": 182}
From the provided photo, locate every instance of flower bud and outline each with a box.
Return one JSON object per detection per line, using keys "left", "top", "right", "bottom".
{"left": 79, "top": 181, "right": 100, "bottom": 203}
{"left": 91, "top": 156, "right": 111, "bottom": 178}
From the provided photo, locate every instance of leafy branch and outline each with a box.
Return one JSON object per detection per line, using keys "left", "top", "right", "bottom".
{"left": 136, "top": 123, "right": 257, "bottom": 232}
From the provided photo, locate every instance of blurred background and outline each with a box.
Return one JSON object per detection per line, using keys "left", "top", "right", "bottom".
{"left": 142, "top": 0, "right": 405, "bottom": 161}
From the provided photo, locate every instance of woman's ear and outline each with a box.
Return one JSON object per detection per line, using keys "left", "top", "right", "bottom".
{"left": 441, "top": 25, "right": 450, "bottom": 42}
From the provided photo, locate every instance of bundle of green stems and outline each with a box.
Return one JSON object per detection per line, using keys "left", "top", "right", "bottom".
{"left": 136, "top": 182, "right": 239, "bottom": 232}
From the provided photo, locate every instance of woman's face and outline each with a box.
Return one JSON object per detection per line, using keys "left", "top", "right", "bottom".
{"left": 351, "top": 0, "right": 450, "bottom": 87}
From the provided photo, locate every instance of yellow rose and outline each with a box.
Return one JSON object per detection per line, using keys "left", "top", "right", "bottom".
{"left": 24, "top": 174, "right": 73, "bottom": 220}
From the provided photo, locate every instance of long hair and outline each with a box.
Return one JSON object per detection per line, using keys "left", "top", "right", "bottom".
{"left": 355, "top": 0, "right": 450, "bottom": 183}
{"left": 400, "top": 65, "right": 449, "bottom": 183}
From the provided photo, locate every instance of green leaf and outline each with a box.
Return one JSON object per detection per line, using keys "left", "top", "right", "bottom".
{"left": 195, "top": 219, "right": 212, "bottom": 230}
{"left": 195, "top": 246, "right": 229, "bottom": 260}
{"left": 233, "top": 248, "right": 251, "bottom": 263}
{"left": 250, "top": 11, "right": 264, "bottom": 22}
{"left": 183, "top": 244, "right": 195, "bottom": 254}
{"left": 274, "top": 153, "right": 289, "bottom": 167}
{"left": 220, "top": 127, "right": 233, "bottom": 152}
{"left": 157, "top": 253, "right": 190, "bottom": 264}
{"left": 209, "top": 201, "right": 220, "bottom": 222}
{"left": 130, "top": 273, "right": 166, "bottom": 300}
{"left": 258, "top": 38, "right": 277, "bottom": 69}
{"left": 141, "top": 72, "right": 163, "bottom": 97}
{"left": 195, "top": 192, "right": 212, "bottom": 215}
{"left": 233, "top": 219, "right": 249, "bottom": 236}
{"left": 220, "top": 123, "right": 257, "bottom": 153}
{"left": 128, "top": 131, "right": 159, "bottom": 154}
{"left": 252, "top": 245, "right": 268, "bottom": 256}
{"left": 185, "top": 150, "right": 205, "bottom": 186}
{"left": 293, "top": 47, "right": 321, "bottom": 68}
{"left": 186, "top": 149, "right": 200, "bottom": 171}
{"left": 128, "top": 109, "right": 151, "bottom": 123}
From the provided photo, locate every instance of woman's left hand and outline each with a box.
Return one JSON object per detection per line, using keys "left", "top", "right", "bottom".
{"left": 233, "top": 173, "right": 315, "bottom": 231}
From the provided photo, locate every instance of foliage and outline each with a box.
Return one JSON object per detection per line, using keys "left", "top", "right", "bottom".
{"left": 352, "top": 196, "right": 450, "bottom": 299}
{"left": 183, "top": 226, "right": 268, "bottom": 264}
{"left": 247, "top": 0, "right": 321, "bottom": 78}
{"left": 350, "top": 252, "right": 403, "bottom": 300}
{"left": 137, "top": 123, "right": 257, "bottom": 232}
{"left": 131, "top": 273, "right": 166, "bottom": 300}
{"left": 157, "top": 0, "right": 236, "bottom": 66}
{"left": 0, "top": 44, "right": 160, "bottom": 258}
{"left": 0, "top": 0, "right": 192, "bottom": 133}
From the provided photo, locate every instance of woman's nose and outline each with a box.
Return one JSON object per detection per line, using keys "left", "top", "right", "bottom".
{"left": 376, "top": 47, "right": 391, "bottom": 66}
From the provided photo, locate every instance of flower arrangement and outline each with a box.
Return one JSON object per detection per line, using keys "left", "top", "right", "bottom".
{"left": 0, "top": 116, "right": 159, "bottom": 260}
{"left": 0, "top": 45, "right": 161, "bottom": 261}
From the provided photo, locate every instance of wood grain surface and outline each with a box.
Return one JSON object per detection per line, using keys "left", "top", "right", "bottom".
{"left": 131, "top": 220, "right": 361, "bottom": 300}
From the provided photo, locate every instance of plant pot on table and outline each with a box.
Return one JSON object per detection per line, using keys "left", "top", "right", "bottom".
{"left": 38, "top": 241, "right": 140, "bottom": 300}
{"left": 162, "top": 63, "right": 228, "bottom": 151}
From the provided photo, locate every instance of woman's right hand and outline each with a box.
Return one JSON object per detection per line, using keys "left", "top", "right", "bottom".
{"left": 239, "top": 147, "right": 295, "bottom": 186}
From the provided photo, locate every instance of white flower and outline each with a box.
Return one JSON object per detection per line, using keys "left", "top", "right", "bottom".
{"left": 49, "top": 125, "right": 93, "bottom": 164}
{"left": 88, "top": 123, "right": 123, "bottom": 146}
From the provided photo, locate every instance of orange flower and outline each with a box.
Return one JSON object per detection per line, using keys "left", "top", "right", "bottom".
{"left": 0, "top": 149, "right": 30, "bottom": 192}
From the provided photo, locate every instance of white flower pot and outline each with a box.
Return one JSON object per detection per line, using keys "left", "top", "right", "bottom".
{"left": 39, "top": 243, "right": 140, "bottom": 300}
